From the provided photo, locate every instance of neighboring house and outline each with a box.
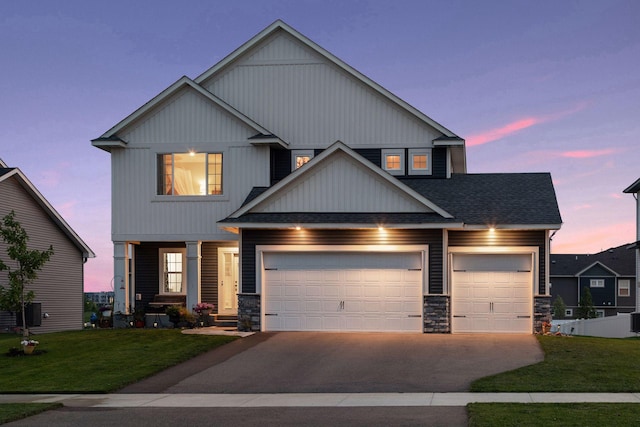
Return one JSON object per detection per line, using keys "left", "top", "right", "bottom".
{"left": 0, "top": 159, "right": 95, "bottom": 333}
{"left": 624, "top": 177, "right": 640, "bottom": 313}
{"left": 85, "top": 291, "right": 114, "bottom": 306}
{"left": 93, "top": 20, "right": 562, "bottom": 334}
{"left": 550, "top": 244, "right": 636, "bottom": 319}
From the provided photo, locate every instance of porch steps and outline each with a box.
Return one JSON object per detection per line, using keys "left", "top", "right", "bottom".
{"left": 212, "top": 314, "right": 238, "bottom": 328}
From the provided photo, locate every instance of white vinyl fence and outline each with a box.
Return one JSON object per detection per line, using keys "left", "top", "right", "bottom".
{"left": 554, "top": 313, "right": 639, "bottom": 338}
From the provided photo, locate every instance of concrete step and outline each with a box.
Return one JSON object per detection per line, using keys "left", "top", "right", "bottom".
{"left": 212, "top": 314, "right": 238, "bottom": 328}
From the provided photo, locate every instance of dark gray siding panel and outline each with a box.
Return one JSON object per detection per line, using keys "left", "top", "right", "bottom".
{"left": 551, "top": 277, "right": 578, "bottom": 306}
{"left": 270, "top": 148, "right": 291, "bottom": 184}
{"left": 241, "top": 229, "right": 443, "bottom": 294}
{"left": 448, "top": 230, "right": 547, "bottom": 294}
{"left": 135, "top": 242, "right": 185, "bottom": 310}
{"left": 354, "top": 149, "right": 381, "bottom": 167}
{"left": 432, "top": 147, "right": 447, "bottom": 178}
{"left": 582, "top": 264, "right": 614, "bottom": 276}
{"left": 579, "top": 277, "right": 615, "bottom": 306}
{"left": 0, "top": 177, "right": 85, "bottom": 333}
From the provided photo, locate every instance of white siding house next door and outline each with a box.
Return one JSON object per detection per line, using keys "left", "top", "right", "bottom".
{"left": 261, "top": 250, "right": 424, "bottom": 332}
{"left": 451, "top": 253, "right": 534, "bottom": 334}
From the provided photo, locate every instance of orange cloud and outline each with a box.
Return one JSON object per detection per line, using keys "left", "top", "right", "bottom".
{"left": 467, "top": 118, "right": 539, "bottom": 147}
{"left": 561, "top": 149, "right": 616, "bottom": 158}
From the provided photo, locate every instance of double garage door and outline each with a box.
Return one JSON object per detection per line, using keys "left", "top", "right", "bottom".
{"left": 263, "top": 251, "right": 424, "bottom": 332}
{"left": 451, "top": 254, "right": 533, "bottom": 334}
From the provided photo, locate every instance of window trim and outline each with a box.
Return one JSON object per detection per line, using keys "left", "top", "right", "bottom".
{"left": 590, "top": 279, "right": 605, "bottom": 288}
{"left": 159, "top": 248, "right": 186, "bottom": 295}
{"left": 564, "top": 308, "right": 573, "bottom": 317}
{"left": 618, "top": 279, "right": 630, "bottom": 297}
{"left": 291, "top": 150, "right": 314, "bottom": 170}
{"left": 408, "top": 148, "right": 432, "bottom": 176}
{"left": 381, "top": 149, "right": 405, "bottom": 176}
{"left": 157, "top": 152, "right": 224, "bottom": 197}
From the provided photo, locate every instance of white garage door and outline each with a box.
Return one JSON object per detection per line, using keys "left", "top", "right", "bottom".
{"left": 263, "top": 252, "right": 423, "bottom": 332}
{"left": 451, "top": 254, "right": 533, "bottom": 334}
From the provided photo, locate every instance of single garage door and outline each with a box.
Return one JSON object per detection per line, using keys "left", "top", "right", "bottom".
{"left": 263, "top": 251, "right": 423, "bottom": 332}
{"left": 451, "top": 254, "right": 533, "bottom": 333}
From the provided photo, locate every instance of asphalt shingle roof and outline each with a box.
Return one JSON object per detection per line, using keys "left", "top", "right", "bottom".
{"left": 224, "top": 173, "right": 562, "bottom": 227}
{"left": 550, "top": 243, "right": 636, "bottom": 276}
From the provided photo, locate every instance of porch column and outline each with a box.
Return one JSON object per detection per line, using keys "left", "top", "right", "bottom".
{"left": 113, "top": 242, "right": 130, "bottom": 315}
{"left": 186, "top": 241, "right": 202, "bottom": 312}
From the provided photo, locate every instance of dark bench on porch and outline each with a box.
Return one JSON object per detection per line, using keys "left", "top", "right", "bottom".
{"left": 147, "top": 295, "right": 186, "bottom": 311}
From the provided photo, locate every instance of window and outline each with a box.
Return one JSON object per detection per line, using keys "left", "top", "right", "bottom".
{"left": 381, "top": 149, "right": 405, "bottom": 175}
{"left": 159, "top": 249, "right": 186, "bottom": 294}
{"left": 596, "top": 310, "right": 605, "bottom": 318}
{"left": 291, "top": 150, "right": 314, "bottom": 170}
{"left": 158, "top": 153, "right": 222, "bottom": 196}
{"left": 408, "top": 148, "right": 432, "bottom": 175}
{"left": 590, "top": 279, "right": 605, "bottom": 288}
{"left": 564, "top": 308, "right": 573, "bottom": 317}
{"left": 618, "top": 279, "right": 630, "bottom": 297}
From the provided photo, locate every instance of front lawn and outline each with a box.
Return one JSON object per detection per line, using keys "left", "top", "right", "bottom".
{"left": 0, "top": 403, "right": 62, "bottom": 424}
{"left": 0, "top": 329, "right": 236, "bottom": 393}
{"left": 468, "top": 403, "right": 640, "bottom": 427}
{"left": 471, "top": 335, "right": 640, "bottom": 392}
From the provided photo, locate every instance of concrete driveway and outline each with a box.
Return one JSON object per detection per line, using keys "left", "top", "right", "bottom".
{"left": 122, "top": 332, "right": 543, "bottom": 394}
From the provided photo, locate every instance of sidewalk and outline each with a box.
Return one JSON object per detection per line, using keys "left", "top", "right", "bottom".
{"left": 2, "top": 393, "right": 640, "bottom": 407}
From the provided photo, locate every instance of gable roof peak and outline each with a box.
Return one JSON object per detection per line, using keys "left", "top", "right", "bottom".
{"left": 194, "top": 20, "right": 462, "bottom": 142}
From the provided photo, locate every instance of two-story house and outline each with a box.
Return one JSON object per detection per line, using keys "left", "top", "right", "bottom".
{"left": 93, "top": 20, "right": 562, "bottom": 334}
{"left": 551, "top": 245, "right": 637, "bottom": 319}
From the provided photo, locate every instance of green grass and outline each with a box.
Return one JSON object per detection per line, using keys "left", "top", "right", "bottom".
{"left": 471, "top": 335, "right": 640, "bottom": 392}
{"left": 0, "top": 403, "right": 62, "bottom": 424}
{"left": 0, "top": 329, "right": 236, "bottom": 393}
{"left": 468, "top": 403, "right": 640, "bottom": 427}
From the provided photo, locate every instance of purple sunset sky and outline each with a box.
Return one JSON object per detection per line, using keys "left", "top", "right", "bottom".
{"left": 1, "top": 1, "right": 638, "bottom": 292}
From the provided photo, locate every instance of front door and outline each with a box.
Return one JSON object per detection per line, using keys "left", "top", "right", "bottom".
{"left": 218, "top": 248, "right": 239, "bottom": 315}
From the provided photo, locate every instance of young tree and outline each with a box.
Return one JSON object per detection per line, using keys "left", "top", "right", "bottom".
{"left": 0, "top": 211, "right": 54, "bottom": 338}
{"left": 577, "top": 286, "right": 597, "bottom": 319}
{"left": 552, "top": 295, "right": 567, "bottom": 319}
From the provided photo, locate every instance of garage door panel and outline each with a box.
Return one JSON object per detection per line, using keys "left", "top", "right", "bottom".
{"left": 452, "top": 254, "right": 533, "bottom": 334}
{"left": 263, "top": 251, "right": 424, "bottom": 332}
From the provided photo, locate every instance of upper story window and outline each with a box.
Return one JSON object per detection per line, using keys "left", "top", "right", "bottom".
{"left": 408, "top": 148, "right": 432, "bottom": 175}
{"left": 381, "top": 149, "right": 405, "bottom": 176}
{"left": 590, "top": 279, "right": 605, "bottom": 288}
{"left": 618, "top": 279, "right": 630, "bottom": 297}
{"left": 292, "top": 150, "right": 314, "bottom": 170}
{"left": 158, "top": 152, "right": 222, "bottom": 196}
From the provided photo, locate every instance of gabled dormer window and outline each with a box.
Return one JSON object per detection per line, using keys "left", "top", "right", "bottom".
{"left": 381, "top": 149, "right": 404, "bottom": 176}
{"left": 158, "top": 153, "right": 222, "bottom": 196}
{"left": 408, "top": 148, "right": 432, "bottom": 176}
{"left": 292, "top": 150, "right": 314, "bottom": 170}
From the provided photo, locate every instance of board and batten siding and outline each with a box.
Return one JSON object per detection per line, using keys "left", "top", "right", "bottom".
{"left": 0, "top": 176, "right": 85, "bottom": 333}
{"left": 253, "top": 152, "right": 430, "bottom": 214}
{"left": 241, "top": 229, "right": 444, "bottom": 294}
{"left": 204, "top": 31, "right": 442, "bottom": 148}
{"left": 110, "top": 144, "right": 269, "bottom": 241}
{"left": 447, "top": 230, "right": 548, "bottom": 294}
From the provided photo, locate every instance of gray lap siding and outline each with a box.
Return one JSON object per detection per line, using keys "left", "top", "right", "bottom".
{"left": 240, "top": 228, "right": 444, "bottom": 294}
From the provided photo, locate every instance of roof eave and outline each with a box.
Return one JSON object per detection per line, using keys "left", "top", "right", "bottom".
{"left": 218, "top": 221, "right": 464, "bottom": 233}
